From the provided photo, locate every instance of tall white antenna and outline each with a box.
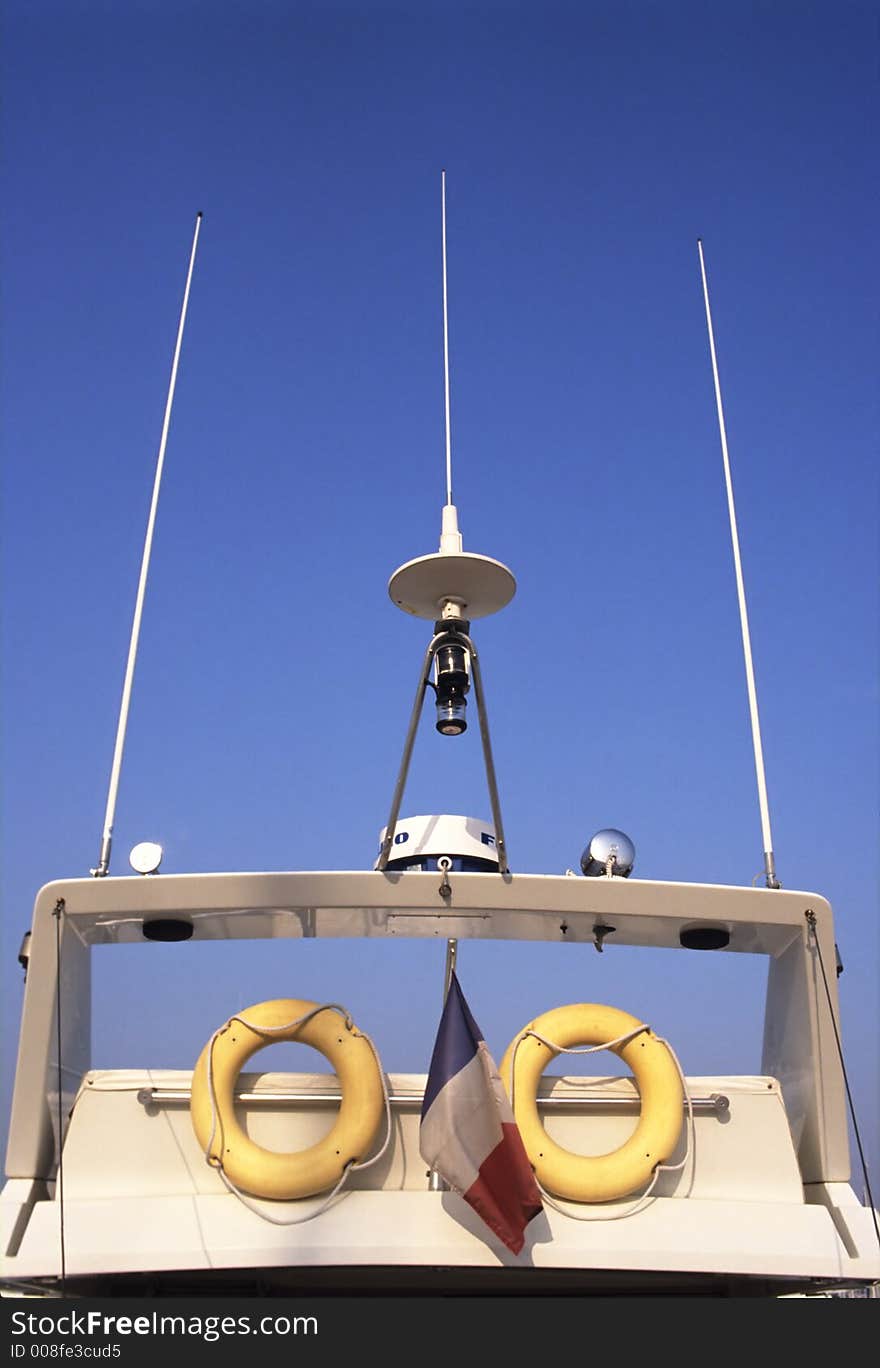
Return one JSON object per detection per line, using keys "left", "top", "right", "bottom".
{"left": 439, "top": 170, "right": 462, "bottom": 555}
{"left": 441, "top": 168, "right": 453, "bottom": 508}
{"left": 697, "top": 238, "right": 780, "bottom": 889}
{"left": 91, "top": 211, "right": 203, "bottom": 877}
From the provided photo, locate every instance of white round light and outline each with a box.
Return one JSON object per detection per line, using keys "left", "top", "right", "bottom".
{"left": 129, "top": 841, "right": 164, "bottom": 875}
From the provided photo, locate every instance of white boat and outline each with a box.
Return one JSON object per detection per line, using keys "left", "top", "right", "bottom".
{"left": 2, "top": 206, "right": 878, "bottom": 1300}
{"left": 3, "top": 846, "right": 879, "bottom": 1296}
{"left": 3, "top": 531, "right": 879, "bottom": 1297}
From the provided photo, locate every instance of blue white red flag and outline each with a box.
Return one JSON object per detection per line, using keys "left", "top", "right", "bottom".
{"left": 420, "top": 972, "right": 543, "bottom": 1254}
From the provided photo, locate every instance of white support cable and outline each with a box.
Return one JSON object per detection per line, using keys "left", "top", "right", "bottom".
{"left": 697, "top": 239, "right": 779, "bottom": 889}
{"left": 92, "top": 212, "right": 203, "bottom": 877}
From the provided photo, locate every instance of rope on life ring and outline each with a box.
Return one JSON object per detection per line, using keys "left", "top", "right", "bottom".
{"left": 190, "top": 998, "right": 386, "bottom": 1203}
{"left": 499, "top": 1003, "right": 685, "bottom": 1204}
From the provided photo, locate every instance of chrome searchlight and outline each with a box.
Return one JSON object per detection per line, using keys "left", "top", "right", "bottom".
{"left": 581, "top": 829, "right": 636, "bottom": 879}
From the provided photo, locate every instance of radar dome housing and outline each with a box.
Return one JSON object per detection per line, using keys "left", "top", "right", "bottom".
{"left": 376, "top": 814, "right": 498, "bottom": 872}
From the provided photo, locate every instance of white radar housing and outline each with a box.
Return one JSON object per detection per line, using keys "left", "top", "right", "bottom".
{"left": 376, "top": 814, "right": 498, "bottom": 872}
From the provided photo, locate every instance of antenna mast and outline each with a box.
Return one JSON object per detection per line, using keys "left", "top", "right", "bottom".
{"left": 381, "top": 171, "right": 516, "bottom": 872}
{"left": 439, "top": 169, "right": 462, "bottom": 555}
{"left": 697, "top": 238, "right": 780, "bottom": 889}
{"left": 91, "top": 212, "right": 203, "bottom": 877}
{"left": 441, "top": 168, "right": 453, "bottom": 508}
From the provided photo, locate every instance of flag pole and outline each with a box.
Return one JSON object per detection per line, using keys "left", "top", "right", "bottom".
{"left": 442, "top": 937, "right": 457, "bottom": 999}
{"left": 428, "top": 937, "right": 458, "bottom": 1190}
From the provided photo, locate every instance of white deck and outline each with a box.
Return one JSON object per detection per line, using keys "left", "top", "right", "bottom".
{"left": 3, "top": 1068, "right": 879, "bottom": 1290}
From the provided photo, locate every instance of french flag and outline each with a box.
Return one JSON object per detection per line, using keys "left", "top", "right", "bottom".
{"left": 420, "top": 972, "right": 543, "bottom": 1255}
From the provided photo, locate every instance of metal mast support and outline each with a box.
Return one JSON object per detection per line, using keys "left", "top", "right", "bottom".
{"left": 375, "top": 620, "right": 510, "bottom": 875}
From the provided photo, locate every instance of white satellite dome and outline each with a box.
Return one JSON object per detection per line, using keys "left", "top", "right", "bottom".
{"left": 375, "top": 814, "right": 498, "bottom": 871}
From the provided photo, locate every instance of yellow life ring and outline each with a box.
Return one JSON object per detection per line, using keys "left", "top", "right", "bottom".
{"left": 190, "top": 998, "right": 385, "bottom": 1201}
{"left": 499, "top": 1003, "right": 683, "bottom": 1203}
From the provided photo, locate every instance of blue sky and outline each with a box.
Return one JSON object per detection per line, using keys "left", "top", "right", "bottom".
{"left": 2, "top": 1, "right": 877, "bottom": 1198}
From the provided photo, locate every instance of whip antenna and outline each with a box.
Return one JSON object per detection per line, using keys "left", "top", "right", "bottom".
{"left": 697, "top": 238, "right": 779, "bottom": 889}
{"left": 441, "top": 168, "right": 453, "bottom": 509}
{"left": 439, "top": 169, "right": 462, "bottom": 554}
{"left": 91, "top": 211, "right": 203, "bottom": 877}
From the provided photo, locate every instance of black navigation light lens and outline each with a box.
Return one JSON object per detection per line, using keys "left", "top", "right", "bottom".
{"left": 434, "top": 641, "right": 469, "bottom": 736}
{"left": 436, "top": 697, "right": 467, "bottom": 736}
